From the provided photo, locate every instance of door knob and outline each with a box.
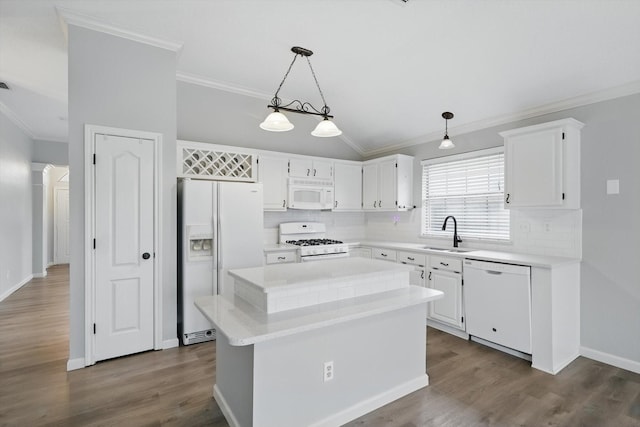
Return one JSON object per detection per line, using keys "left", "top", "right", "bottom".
{"left": 142, "top": 252, "right": 151, "bottom": 260}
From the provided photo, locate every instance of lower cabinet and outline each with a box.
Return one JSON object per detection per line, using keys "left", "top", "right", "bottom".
{"left": 427, "top": 256, "right": 464, "bottom": 330}
{"left": 372, "top": 247, "right": 397, "bottom": 262}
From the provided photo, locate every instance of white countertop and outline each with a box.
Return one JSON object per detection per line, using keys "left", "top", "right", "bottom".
{"left": 229, "top": 257, "right": 412, "bottom": 293}
{"left": 349, "top": 240, "right": 580, "bottom": 268}
{"left": 195, "top": 285, "right": 443, "bottom": 346}
{"left": 263, "top": 243, "right": 298, "bottom": 253}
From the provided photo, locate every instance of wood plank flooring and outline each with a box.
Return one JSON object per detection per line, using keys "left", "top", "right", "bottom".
{"left": 1, "top": 265, "right": 639, "bottom": 426}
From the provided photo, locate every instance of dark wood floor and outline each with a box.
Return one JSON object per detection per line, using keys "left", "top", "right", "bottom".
{"left": 1, "top": 265, "right": 639, "bottom": 427}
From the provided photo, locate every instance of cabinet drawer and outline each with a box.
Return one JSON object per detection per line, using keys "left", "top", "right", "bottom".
{"left": 372, "top": 248, "right": 397, "bottom": 262}
{"left": 265, "top": 251, "right": 297, "bottom": 264}
{"left": 397, "top": 251, "right": 426, "bottom": 267}
{"left": 430, "top": 255, "right": 462, "bottom": 273}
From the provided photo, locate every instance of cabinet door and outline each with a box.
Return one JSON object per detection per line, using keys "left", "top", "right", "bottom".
{"left": 312, "top": 160, "right": 333, "bottom": 179}
{"left": 428, "top": 269, "right": 464, "bottom": 329}
{"left": 289, "top": 158, "right": 313, "bottom": 178}
{"left": 505, "top": 128, "right": 563, "bottom": 207}
{"left": 362, "top": 163, "right": 379, "bottom": 211}
{"left": 377, "top": 159, "right": 397, "bottom": 210}
{"left": 258, "top": 156, "right": 288, "bottom": 211}
{"left": 334, "top": 162, "right": 362, "bottom": 211}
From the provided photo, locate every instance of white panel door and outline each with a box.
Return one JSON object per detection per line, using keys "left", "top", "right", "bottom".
{"left": 54, "top": 187, "right": 70, "bottom": 264}
{"left": 95, "top": 134, "right": 155, "bottom": 361}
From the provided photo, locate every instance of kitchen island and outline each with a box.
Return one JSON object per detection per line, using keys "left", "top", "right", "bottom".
{"left": 195, "top": 258, "right": 443, "bottom": 427}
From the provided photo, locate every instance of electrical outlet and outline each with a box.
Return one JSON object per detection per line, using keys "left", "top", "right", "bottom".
{"left": 323, "top": 361, "right": 334, "bottom": 382}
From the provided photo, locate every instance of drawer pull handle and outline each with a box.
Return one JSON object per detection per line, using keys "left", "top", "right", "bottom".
{"left": 277, "top": 256, "right": 286, "bottom": 260}
{"left": 408, "top": 257, "right": 415, "bottom": 261}
{"left": 492, "top": 328, "right": 497, "bottom": 332}
{"left": 486, "top": 270, "right": 503, "bottom": 275}
{"left": 381, "top": 253, "right": 387, "bottom": 257}
{"left": 440, "top": 262, "right": 449, "bottom": 267}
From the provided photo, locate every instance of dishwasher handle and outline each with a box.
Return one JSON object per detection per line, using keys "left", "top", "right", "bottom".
{"left": 486, "top": 270, "right": 503, "bottom": 275}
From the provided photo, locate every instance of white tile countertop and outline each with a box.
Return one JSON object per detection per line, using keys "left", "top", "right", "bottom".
{"left": 195, "top": 285, "right": 443, "bottom": 346}
{"left": 348, "top": 240, "right": 580, "bottom": 268}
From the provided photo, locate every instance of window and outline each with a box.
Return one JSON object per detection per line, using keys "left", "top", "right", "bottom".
{"left": 421, "top": 147, "right": 510, "bottom": 240}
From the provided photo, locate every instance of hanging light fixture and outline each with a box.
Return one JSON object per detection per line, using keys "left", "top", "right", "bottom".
{"left": 260, "top": 46, "right": 342, "bottom": 137}
{"left": 439, "top": 112, "right": 455, "bottom": 149}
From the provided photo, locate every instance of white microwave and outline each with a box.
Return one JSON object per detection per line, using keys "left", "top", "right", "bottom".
{"left": 288, "top": 178, "right": 334, "bottom": 210}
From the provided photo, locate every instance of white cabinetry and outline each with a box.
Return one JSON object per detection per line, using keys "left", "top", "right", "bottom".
{"left": 428, "top": 255, "right": 464, "bottom": 330}
{"left": 362, "top": 154, "right": 413, "bottom": 211}
{"left": 333, "top": 161, "right": 362, "bottom": 211}
{"left": 372, "top": 247, "right": 397, "bottom": 262}
{"left": 289, "top": 158, "right": 333, "bottom": 179}
{"left": 397, "top": 251, "right": 426, "bottom": 287}
{"left": 265, "top": 250, "right": 298, "bottom": 265}
{"left": 501, "top": 118, "right": 583, "bottom": 209}
{"left": 258, "top": 155, "right": 289, "bottom": 211}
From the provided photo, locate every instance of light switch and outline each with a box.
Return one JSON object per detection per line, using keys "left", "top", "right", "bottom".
{"left": 606, "top": 179, "right": 620, "bottom": 195}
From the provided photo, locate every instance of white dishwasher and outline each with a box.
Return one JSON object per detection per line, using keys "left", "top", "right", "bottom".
{"left": 463, "top": 259, "right": 532, "bottom": 354}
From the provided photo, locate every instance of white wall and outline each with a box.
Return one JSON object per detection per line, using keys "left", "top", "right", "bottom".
{"left": 67, "top": 25, "right": 177, "bottom": 361}
{"left": 32, "top": 140, "right": 68, "bottom": 165}
{"left": 0, "top": 111, "right": 33, "bottom": 301}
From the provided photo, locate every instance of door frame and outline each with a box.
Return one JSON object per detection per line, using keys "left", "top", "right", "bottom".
{"left": 53, "top": 186, "right": 69, "bottom": 265}
{"left": 84, "top": 124, "right": 163, "bottom": 366}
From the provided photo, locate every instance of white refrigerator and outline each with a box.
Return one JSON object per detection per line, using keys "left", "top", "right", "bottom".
{"left": 178, "top": 179, "right": 264, "bottom": 345}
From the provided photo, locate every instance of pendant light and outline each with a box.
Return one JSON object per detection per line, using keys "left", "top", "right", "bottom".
{"left": 260, "top": 46, "right": 342, "bottom": 137}
{"left": 439, "top": 112, "right": 455, "bottom": 149}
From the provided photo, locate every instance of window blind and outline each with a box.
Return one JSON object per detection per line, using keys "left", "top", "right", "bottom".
{"left": 421, "top": 149, "right": 510, "bottom": 240}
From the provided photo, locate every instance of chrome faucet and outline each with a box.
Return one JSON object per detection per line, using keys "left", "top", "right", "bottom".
{"left": 442, "top": 216, "right": 462, "bottom": 248}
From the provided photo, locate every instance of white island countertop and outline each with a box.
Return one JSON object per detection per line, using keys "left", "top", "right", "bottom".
{"left": 195, "top": 258, "right": 443, "bottom": 346}
{"left": 195, "top": 286, "right": 442, "bottom": 346}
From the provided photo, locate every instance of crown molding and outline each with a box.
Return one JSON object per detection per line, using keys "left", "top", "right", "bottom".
{"left": 176, "top": 72, "right": 366, "bottom": 156}
{"left": 56, "top": 6, "right": 184, "bottom": 53}
{"left": 0, "top": 101, "right": 36, "bottom": 140}
{"left": 363, "top": 79, "right": 640, "bottom": 157}
{"left": 176, "top": 72, "right": 272, "bottom": 100}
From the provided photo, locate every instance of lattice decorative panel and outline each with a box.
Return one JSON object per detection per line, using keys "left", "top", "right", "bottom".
{"left": 179, "top": 147, "right": 256, "bottom": 181}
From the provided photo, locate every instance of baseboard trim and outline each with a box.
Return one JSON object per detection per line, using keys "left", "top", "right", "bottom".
{"left": 33, "top": 271, "right": 47, "bottom": 278}
{"left": 214, "top": 384, "right": 242, "bottom": 427}
{"left": 580, "top": 346, "right": 640, "bottom": 374}
{"left": 310, "top": 375, "right": 429, "bottom": 427}
{"left": 66, "top": 358, "right": 86, "bottom": 371}
{"left": 162, "top": 338, "right": 179, "bottom": 349}
{"left": 0, "top": 274, "right": 33, "bottom": 302}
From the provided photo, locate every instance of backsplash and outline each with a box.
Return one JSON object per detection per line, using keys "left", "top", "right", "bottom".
{"left": 364, "top": 208, "right": 582, "bottom": 259}
{"left": 264, "top": 208, "right": 582, "bottom": 259}
{"left": 264, "top": 211, "right": 366, "bottom": 244}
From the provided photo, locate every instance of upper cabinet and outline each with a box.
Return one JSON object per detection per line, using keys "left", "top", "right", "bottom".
{"left": 501, "top": 118, "right": 583, "bottom": 209}
{"left": 257, "top": 155, "right": 289, "bottom": 211}
{"left": 289, "top": 158, "right": 333, "bottom": 180}
{"left": 362, "top": 154, "right": 413, "bottom": 211}
{"left": 333, "top": 161, "right": 363, "bottom": 211}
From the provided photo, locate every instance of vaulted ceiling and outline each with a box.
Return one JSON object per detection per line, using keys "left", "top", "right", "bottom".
{"left": 1, "top": 0, "right": 639, "bottom": 156}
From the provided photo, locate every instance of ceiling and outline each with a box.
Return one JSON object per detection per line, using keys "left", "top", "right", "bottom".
{"left": 1, "top": 0, "right": 640, "bottom": 156}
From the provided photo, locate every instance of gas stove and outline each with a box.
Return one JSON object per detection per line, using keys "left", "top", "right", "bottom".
{"left": 279, "top": 223, "right": 349, "bottom": 261}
